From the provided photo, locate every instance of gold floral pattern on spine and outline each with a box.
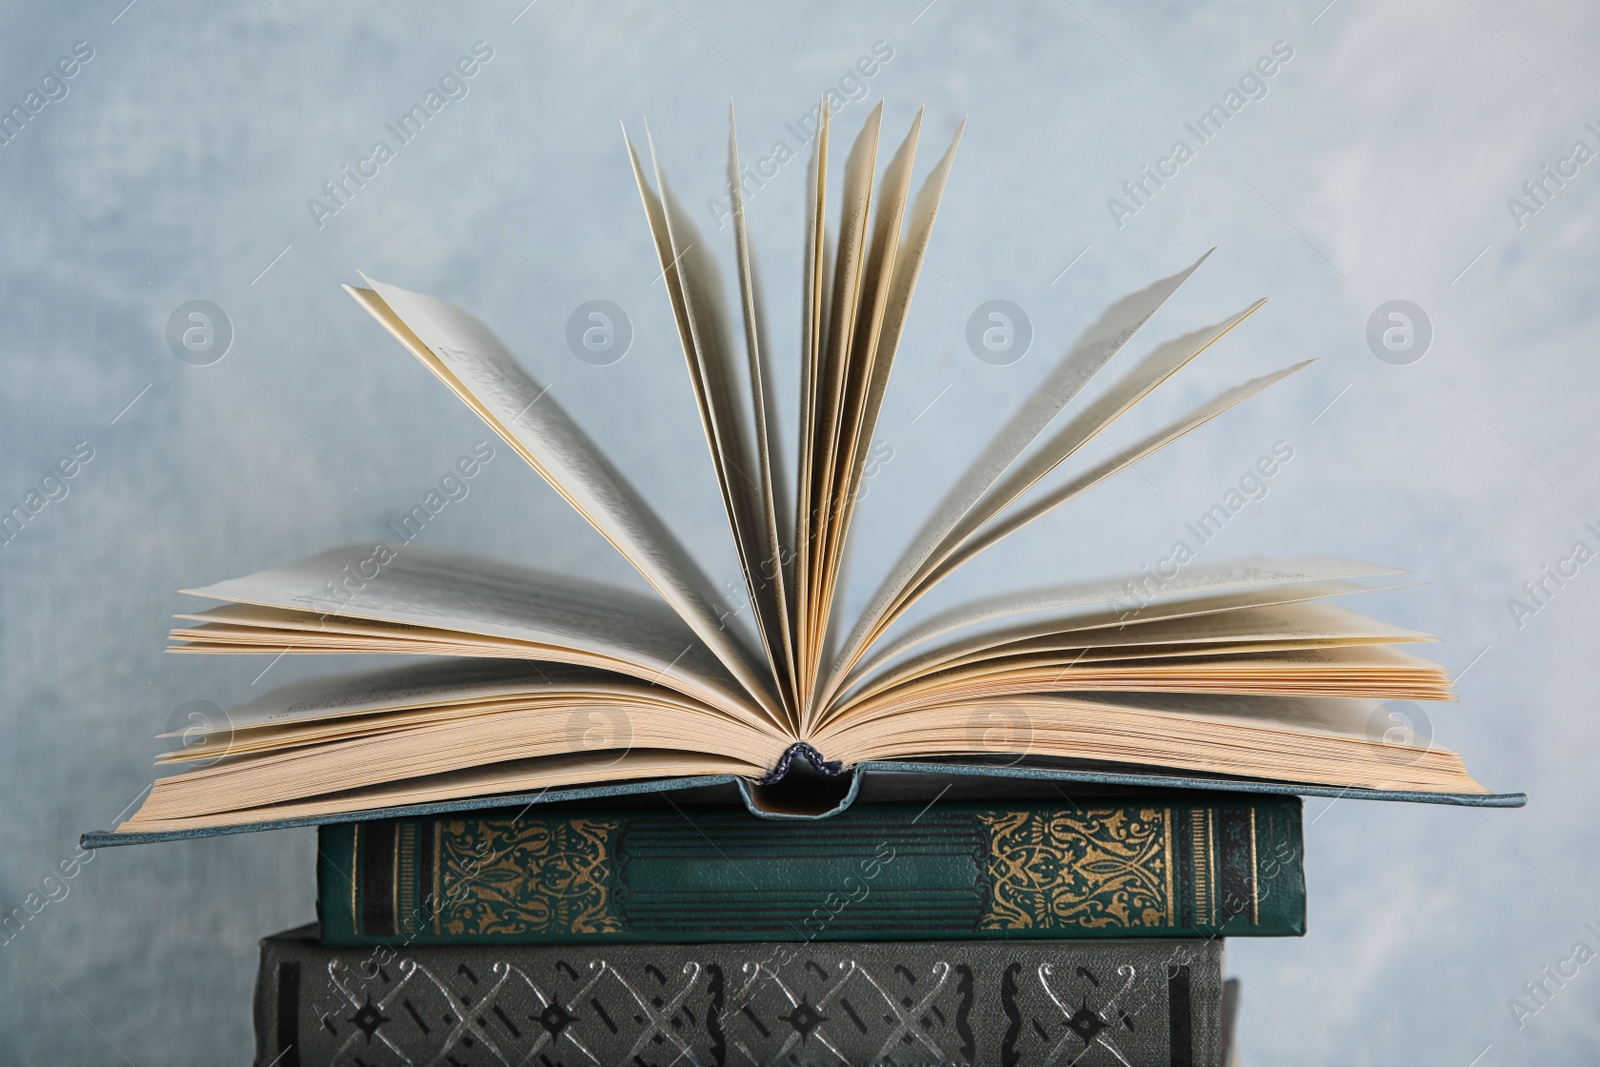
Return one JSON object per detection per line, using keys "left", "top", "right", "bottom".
{"left": 436, "top": 817, "right": 623, "bottom": 937}
{"left": 977, "top": 808, "right": 1170, "bottom": 930}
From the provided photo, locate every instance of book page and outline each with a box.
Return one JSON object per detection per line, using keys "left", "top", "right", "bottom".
{"left": 133, "top": 700, "right": 790, "bottom": 824}
{"left": 827, "top": 306, "right": 1270, "bottom": 708}
{"left": 802, "top": 103, "right": 883, "bottom": 699}
{"left": 179, "top": 543, "right": 766, "bottom": 724}
{"left": 839, "top": 643, "right": 1454, "bottom": 724}
{"left": 170, "top": 659, "right": 613, "bottom": 731}
{"left": 792, "top": 99, "right": 829, "bottom": 715}
{"left": 163, "top": 694, "right": 697, "bottom": 763}
{"left": 1063, "top": 692, "right": 1396, "bottom": 738}
{"left": 158, "top": 658, "right": 784, "bottom": 766}
{"left": 159, "top": 659, "right": 710, "bottom": 750}
{"left": 839, "top": 590, "right": 1427, "bottom": 707}
{"left": 627, "top": 128, "right": 787, "bottom": 696}
{"left": 856, "top": 643, "right": 1451, "bottom": 713}
{"left": 933, "top": 361, "right": 1314, "bottom": 580}
{"left": 841, "top": 556, "right": 1406, "bottom": 696}
{"left": 825, "top": 252, "right": 1214, "bottom": 707}
{"left": 885, "top": 612, "right": 1427, "bottom": 674}
{"left": 118, "top": 750, "right": 764, "bottom": 833}
{"left": 631, "top": 127, "right": 790, "bottom": 713}
{"left": 815, "top": 695, "right": 1484, "bottom": 796}
{"left": 176, "top": 602, "right": 464, "bottom": 636}
{"left": 346, "top": 281, "right": 781, "bottom": 725}
{"left": 936, "top": 303, "right": 1265, "bottom": 567}
{"left": 725, "top": 107, "right": 798, "bottom": 710}
{"left": 830, "top": 116, "right": 961, "bottom": 566}
{"left": 815, "top": 112, "right": 921, "bottom": 671}
{"left": 1035, "top": 600, "right": 1433, "bottom": 646}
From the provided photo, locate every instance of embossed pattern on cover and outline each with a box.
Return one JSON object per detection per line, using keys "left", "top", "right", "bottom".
{"left": 256, "top": 926, "right": 1223, "bottom": 1066}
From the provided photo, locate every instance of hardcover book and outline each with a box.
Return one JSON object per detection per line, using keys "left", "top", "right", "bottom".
{"left": 256, "top": 925, "right": 1225, "bottom": 1066}
{"left": 95, "top": 102, "right": 1514, "bottom": 842}
{"left": 1219, "top": 978, "right": 1242, "bottom": 1066}
{"left": 318, "top": 797, "right": 1304, "bottom": 946}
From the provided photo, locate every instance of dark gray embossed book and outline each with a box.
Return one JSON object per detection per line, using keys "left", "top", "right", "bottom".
{"left": 256, "top": 925, "right": 1223, "bottom": 1066}
{"left": 1219, "top": 978, "right": 1241, "bottom": 1066}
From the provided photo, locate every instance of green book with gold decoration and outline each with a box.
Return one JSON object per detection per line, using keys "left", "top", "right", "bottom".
{"left": 316, "top": 796, "right": 1303, "bottom": 945}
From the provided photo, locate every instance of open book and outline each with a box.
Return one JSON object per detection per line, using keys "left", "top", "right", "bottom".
{"left": 110, "top": 104, "right": 1508, "bottom": 838}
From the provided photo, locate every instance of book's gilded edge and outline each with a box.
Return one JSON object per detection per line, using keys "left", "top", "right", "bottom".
{"left": 80, "top": 762, "right": 1527, "bottom": 848}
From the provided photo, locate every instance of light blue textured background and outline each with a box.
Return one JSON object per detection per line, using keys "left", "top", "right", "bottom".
{"left": 2, "top": 0, "right": 1597, "bottom": 1061}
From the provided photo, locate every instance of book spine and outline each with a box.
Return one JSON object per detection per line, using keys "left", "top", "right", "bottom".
{"left": 256, "top": 928, "right": 1224, "bottom": 1067}
{"left": 318, "top": 798, "right": 1303, "bottom": 945}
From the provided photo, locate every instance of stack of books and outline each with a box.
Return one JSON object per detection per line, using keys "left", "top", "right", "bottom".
{"left": 83, "top": 103, "right": 1517, "bottom": 1065}
{"left": 252, "top": 788, "right": 1277, "bottom": 1065}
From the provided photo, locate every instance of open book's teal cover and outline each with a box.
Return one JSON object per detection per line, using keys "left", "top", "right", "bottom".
{"left": 81, "top": 759, "right": 1525, "bottom": 848}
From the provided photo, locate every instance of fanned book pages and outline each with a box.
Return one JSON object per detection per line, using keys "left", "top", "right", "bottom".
{"left": 100, "top": 103, "right": 1517, "bottom": 841}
